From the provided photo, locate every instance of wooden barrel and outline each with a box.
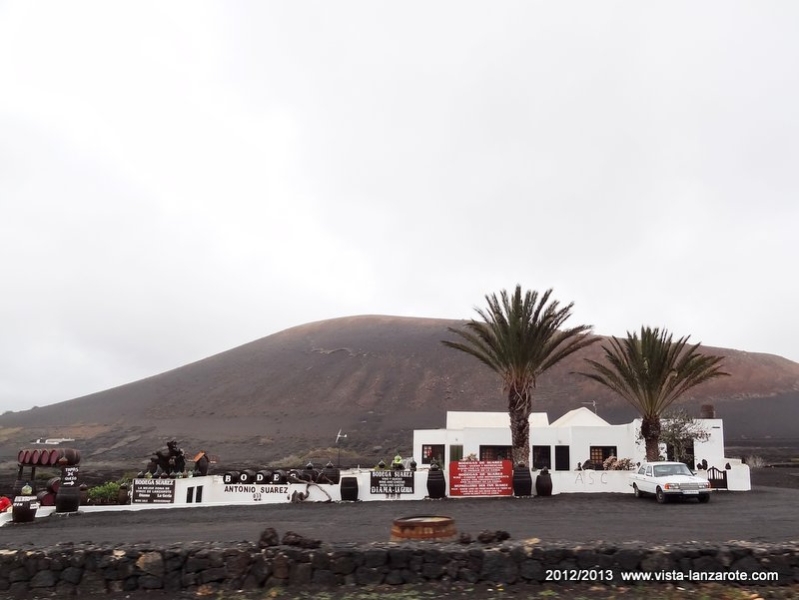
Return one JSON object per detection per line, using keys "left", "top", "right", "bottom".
{"left": 340, "top": 476, "right": 359, "bottom": 501}
{"left": 271, "top": 470, "right": 287, "bottom": 484}
{"left": 11, "top": 496, "right": 40, "bottom": 523}
{"left": 238, "top": 469, "right": 257, "bottom": 484}
{"left": 30, "top": 449, "right": 42, "bottom": 465}
{"left": 117, "top": 484, "right": 129, "bottom": 505}
{"left": 36, "top": 490, "right": 56, "bottom": 506}
{"left": 49, "top": 449, "right": 64, "bottom": 465}
{"left": 17, "top": 449, "right": 27, "bottom": 465}
{"left": 46, "top": 476, "right": 61, "bottom": 494}
{"left": 222, "top": 471, "right": 240, "bottom": 484}
{"left": 535, "top": 470, "right": 553, "bottom": 497}
{"left": 55, "top": 487, "right": 81, "bottom": 513}
{"left": 512, "top": 465, "right": 533, "bottom": 497}
{"left": 255, "top": 470, "right": 272, "bottom": 484}
{"left": 62, "top": 448, "right": 81, "bottom": 466}
{"left": 390, "top": 516, "right": 457, "bottom": 542}
{"left": 38, "top": 449, "right": 51, "bottom": 466}
{"left": 321, "top": 465, "right": 340, "bottom": 485}
{"left": 426, "top": 469, "right": 447, "bottom": 499}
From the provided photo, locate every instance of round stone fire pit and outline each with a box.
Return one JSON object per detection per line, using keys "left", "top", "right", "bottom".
{"left": 390, "top": 515, "right": 457, "bottom": 542}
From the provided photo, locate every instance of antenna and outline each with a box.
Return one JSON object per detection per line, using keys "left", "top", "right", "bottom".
{"left": 335, "top": 429, "right": 347, "bottom": 468}
{"left": 582, "top": 400, "right": 598, "bottom": 414}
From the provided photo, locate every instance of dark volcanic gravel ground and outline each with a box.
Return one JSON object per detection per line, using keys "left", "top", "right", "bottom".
{"left": 2, "top": 484, "right": 798, "bottom": 549}
{"left": 2, "top": 474, "right": 798, "bottom": 599}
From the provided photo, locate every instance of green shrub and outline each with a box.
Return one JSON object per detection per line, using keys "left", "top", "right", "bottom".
{"left": 88, "top": 481, "right": 122, "bottom": 504}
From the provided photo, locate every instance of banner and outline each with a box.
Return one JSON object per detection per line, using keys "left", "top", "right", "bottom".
{"left": 449, "top": 460, "right": 513, "bottom": 496}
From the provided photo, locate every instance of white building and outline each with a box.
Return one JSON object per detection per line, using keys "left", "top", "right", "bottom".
{"left": 413, "top": 408, "right": 750, "bottom": 493}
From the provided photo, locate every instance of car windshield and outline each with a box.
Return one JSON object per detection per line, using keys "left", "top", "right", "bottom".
{"left": 653, "top": 464, "right": 693, "bottom": 477}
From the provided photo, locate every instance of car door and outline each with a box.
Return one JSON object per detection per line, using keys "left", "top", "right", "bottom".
{"left": 640, "top": 464, "right": 655, "bottom": 494}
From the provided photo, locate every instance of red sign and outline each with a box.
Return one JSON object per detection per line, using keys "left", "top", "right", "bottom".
{"left": 449, "top": 460, "right": 513, "bottom": 496}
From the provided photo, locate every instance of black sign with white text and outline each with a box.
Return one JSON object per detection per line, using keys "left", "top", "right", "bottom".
{"left": 369, "top": 470, "right": 415, "bottom": 495}
{"left": 61, "top": 465, "right": 79, "bottom": 488}
{"left": 132, "top": 478, "right": 176, "bottom": 504}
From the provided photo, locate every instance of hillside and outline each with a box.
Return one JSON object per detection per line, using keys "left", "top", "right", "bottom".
{"left": 1, "top": 315, "right": 798, "bottom": 471}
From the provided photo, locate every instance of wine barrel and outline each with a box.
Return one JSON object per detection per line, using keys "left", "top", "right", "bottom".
{"left": 255, "top": 470, "right": 272, "bottom": 484}
{"left": 426, "top": 469, "right": 446, "bottom": 499}
{"left": 321, "top": 465, "right": 340, "bottom": 485}
{"left": 117, "top": 484, "right": 129, "bottom": 505}
{"left": 79, "top": 484, "right": 89, "bottom": 505}
{"left": 512, "top": 465, "right": 533, "bottom": 497}
{"left": 30, "top": 449, "right": 42, "bottom": 466}
{"left": 340, "top": 476, "right": 359, "bottom": 501}
{"left": 55, "top": 486, "right": 81, "bottom": 513}
{"left": 271, "top": 470, "right": 287, "bottom": 484}
{"left": 11, "top": 496, "right": 39, "bottom": 523}
{"left": 535, "top": 469, "right": 553, "bottom": 497}
{"left": 36, "top": 490, "right": 56, "bottom": 506}
{"left": 222, "top": 471, "right": 241, "bottom": 484}
{"left": 390, "top": 516, "right": 457, "bottom": 542}
{"left": 49, "top": 449, "right": 64, "bottom": 465}
{"left": 62, "top": 448, "right": 81, "bottom": 466}
{"left": 38, "top": 449, "right": 51, "bottom": 466}
{"left": 238, "top": 469, "right": 257, "bottom": 484}
{"left": 46, "top": 477, "right": 61, "bottom": 494}
{"left": 17, "top": 450, "right": 27, "bottom": 465}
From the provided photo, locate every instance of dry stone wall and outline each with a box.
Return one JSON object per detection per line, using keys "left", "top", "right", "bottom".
{"left": 0, "top": 539, "right": 797, "bottom": 595}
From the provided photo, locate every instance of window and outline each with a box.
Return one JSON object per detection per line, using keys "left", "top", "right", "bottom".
{"left": 532, "top": 445, "right": 551, "bottom": 469}
{"left": 449, "top": 445, "right": 463, "bottom": 463}
{"left": 554, "top": 445, "right": 570, "bottom": 471}
{"left": 589, "top": 446, "right": 617, "bottom": 469}
{"left": 479, "top": 445, "right": 512, "bottom": 461}
{"left": 422, "top": 444, "right": 444, "bottom": 465}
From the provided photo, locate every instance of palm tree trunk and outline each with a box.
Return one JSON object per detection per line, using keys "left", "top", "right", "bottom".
{"left": 508, "top": 388, "right": 531, "bottom": 466}
{"left": 641, "top": 416, "right": 662, "bottom": 461}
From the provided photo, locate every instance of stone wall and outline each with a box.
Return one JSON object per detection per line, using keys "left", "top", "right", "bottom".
{"left": 1, "top": 539, "right": 797, "bottom": 595}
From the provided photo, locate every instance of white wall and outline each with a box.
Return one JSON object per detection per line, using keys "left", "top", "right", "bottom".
{"left": 413, "top": 414, "right": 745, "bottom": 493}
{"left": 548, "top": 470, "right": 632, "bottom": 494}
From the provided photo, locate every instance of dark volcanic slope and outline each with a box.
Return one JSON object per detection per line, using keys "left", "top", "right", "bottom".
{"left": 1, "top": 315, "right": 798, "bottom": 465}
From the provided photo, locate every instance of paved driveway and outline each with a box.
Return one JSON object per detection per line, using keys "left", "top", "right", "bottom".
{"left": 2, "top": 486, "right": 797, "bottom": 549}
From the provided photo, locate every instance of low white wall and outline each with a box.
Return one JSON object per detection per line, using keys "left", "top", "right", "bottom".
{"left": 167, "top": 470, "right": 436, "bottom": 505}
{"left": 546, "top": 470, "right": 633, "bottom": 495}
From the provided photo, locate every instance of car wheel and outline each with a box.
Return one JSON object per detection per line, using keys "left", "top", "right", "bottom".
{"left": 698, "top": 494, "right": 710, "bottom": 503}
{"left": 633, "top": 484, "right": 642, "bottom": 498}
{"left": 655, "top": 487, "right": 668, "bottom": 504}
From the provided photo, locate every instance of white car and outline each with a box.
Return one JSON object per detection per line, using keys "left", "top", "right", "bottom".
{"left": 629, "top": 461, "right": 711, "bottom": 503}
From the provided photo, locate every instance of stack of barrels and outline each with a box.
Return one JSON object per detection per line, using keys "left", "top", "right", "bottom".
{"left": 16, "top": 447, "right": 81, "bottom": 468}
{"left": 14, "top": 447, "right": 82, "bottom": 513}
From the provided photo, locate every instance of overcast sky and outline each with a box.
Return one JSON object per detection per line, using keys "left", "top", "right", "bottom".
{"left": 2, "top": 2, "right": 798, "bottom": 412}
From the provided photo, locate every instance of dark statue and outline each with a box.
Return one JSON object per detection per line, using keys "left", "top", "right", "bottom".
{"left": 146, "top": 440, "right": 186, "bottom": 476}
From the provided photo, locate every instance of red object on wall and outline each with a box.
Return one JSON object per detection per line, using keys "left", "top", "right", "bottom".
{"left": 449, "top": 460, "right": 513, "bottom": 497}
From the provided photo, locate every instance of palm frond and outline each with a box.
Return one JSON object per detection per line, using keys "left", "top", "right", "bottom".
{"left": 442, "top": 285, "right": 596, "bottom": 393}
{"left": 576, "top": 326, "right": 729, "bottom": 418}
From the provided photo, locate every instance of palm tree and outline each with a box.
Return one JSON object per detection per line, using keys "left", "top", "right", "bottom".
{"left": 442, "top": 286, "right": 596, "bottom": 466}
{"left": 577, "top": 326, "right": 728, "bottom": 461}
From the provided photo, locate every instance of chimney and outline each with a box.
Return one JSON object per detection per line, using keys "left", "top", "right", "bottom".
{"left": 699, "top": 404, "right": 715, "bottom": 419}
